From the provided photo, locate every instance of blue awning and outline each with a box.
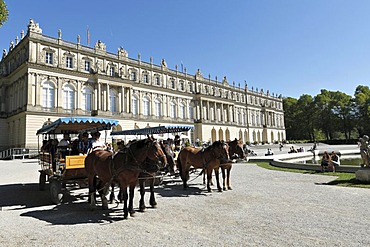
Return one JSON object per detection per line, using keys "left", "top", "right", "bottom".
{"left": 111, "top": 125, "right": 193, "bottom": 136}
{"left": 36, "top": 117, "right": 119, "bottom": 135}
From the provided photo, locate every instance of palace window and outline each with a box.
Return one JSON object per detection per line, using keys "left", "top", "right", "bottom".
{"left": 45, "top": 52, "right": 53, "bottom": 65}
{"left": 154, "top": 99, "right": 161, "bottom": 117}
{"left": 66, "top": 57, "right": 73, "bottom": 68}
{"left": 109, "top": 67, "right": 115, "bottom": 77}
{"left": 63, "top": 84, "right": 75, "bottom": 109}
{"left": 130, "top": 71, "right": 137, "bottom": 81}
{"left": 189, "top": 103, "right": 194, "bottom": 119}
{"left": 143, "top": 96, "right": 150, "bottom": 116}
{"left": 170, "top": 101, "right": 176, "bottom": 118}
{"left": 42, "top": 82, "right": 55, "bottom": 108}
{"left": 82, "top": 87, "right": 92, "bottom": 111}
{"left": 179, "top": 102, "right": 185, "bottom": 119}
{"left": 109, "top": 89, "right": 117, "bottom": 112}
{"left": 132, "top": 95, "right": 138, "bottom": 115}
{"left": 171, "top": 79, "right": 175, "bottom": 89}
{"left": 179, "top": 81, "right": 185, "bottom": 91}
{"left": 143, "top": 74, "right": 149, "bottom": 83}
{"left": 155, "top": 76, "right": 160, "bottom": 86}
{"left": 84, "top": 61, "right": 90, "bottom": 72}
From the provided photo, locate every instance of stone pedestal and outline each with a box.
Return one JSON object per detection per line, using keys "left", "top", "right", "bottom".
{"left": 355, "top": 168, "right": 370, "bottom": 183}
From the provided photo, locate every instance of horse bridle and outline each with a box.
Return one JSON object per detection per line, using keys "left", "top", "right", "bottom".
{"left": 122, "top": 140, "right": 166, "bottom": 173}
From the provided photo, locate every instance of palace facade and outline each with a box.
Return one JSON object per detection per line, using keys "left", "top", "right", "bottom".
{"left": 0, "top": 19, "right": 285, "bottom": 150}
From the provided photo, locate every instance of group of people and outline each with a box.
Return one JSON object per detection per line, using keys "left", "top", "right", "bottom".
{"left": 320, "top": 151, "right": 340, "bottom": 172}
{"left": 41, "top": 131, "right": 111, "bottom": 159}
{"left": 288, "top": 146, "right": 305, "bottom": 153}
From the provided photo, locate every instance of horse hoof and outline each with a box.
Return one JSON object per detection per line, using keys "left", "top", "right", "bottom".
{"left": 218, "top": 188, "right": 223, "bottom": 192}
{"left": 139, "top": 206, "right": 146, "bottom": 212}
{"left": 129, "top": 211, "right": 136, "bottom": 217}
{"left": 223, "top": 187, "right": 227, "bottom": 191}
{"left": 228, "top": 187, "right": 233, "bottom": 190}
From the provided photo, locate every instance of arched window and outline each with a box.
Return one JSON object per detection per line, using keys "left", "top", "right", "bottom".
{"left": 143, "top": 96, "right": 150, "bottom": 116}
{"left": 179, "top": 102, "right": 185, "bottom": 119}
{"left": 42, "top": 81, "right": 55, "bottom": 108}
{"left": 109, "top": 89, "right": 117, "bottom": 112}
{"left": 63, "top": 84, "right": 75, "bottom": 110}
{"left": 82, "top": 87, "right": 92, "bottom": 111}
{"left": 132, "top": 95, "right": 138, "bottom": 115}
{"left": 154, "top": 99, "right": 161, "bottom": 117}
{"left": 170, "top": 101, "right": 176, "bottom": 118}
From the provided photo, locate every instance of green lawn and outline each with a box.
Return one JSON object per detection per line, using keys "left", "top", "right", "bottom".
{"left": 253, "top": 162, "right": 370, "bottom": 189}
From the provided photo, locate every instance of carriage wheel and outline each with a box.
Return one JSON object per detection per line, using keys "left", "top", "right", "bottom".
{"left": 39, "top": 171, "right": 47, "bottom": 191}
{"left": 50, "top": 179, "right": 63, "bottom": 204}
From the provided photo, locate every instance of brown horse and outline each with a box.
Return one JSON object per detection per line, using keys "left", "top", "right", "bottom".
{"left": 177, "top": 141, "right": 229, "bottom": 192}
{"left": 204, "top": 139, "right": 246, "bottom": 190}
{"left": 84, "top": 136, "right": 167, "bottom": 219}
{"left": 137, "top": 140, "right": 175, "bottom": 211}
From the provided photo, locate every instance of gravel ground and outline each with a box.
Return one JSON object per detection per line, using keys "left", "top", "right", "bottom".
{"left": 0, "top": 158, "right": 369, "bottom": 247}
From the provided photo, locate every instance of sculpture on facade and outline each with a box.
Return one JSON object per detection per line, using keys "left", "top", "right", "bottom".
{"left": 359, "top": 135, "right": 370, "bottom": 168}
{"left": 161, "top": 58, "right": 167, "bottom": 67}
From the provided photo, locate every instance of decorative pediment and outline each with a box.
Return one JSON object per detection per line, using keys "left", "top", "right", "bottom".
{"left": 94, "top": 40, "right": 106, "bottom": 52}
{"left": 27, "top": 19, "right": 42, "bottom": 34}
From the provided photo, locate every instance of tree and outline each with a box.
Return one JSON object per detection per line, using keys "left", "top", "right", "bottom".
{"left": 354, "top": 85, "right": 370, "bottom": 136}
{"left": 0, "top": 0, "right": 8, "bottom": 27}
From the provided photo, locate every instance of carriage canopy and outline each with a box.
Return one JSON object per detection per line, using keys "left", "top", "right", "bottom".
{"left": 36, "top": 117, "right": 119, "bottom": 135}
{"left": 110, "top": 125, "right": 193, "bottom": 136}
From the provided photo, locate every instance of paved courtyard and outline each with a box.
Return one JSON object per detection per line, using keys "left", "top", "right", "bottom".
{"left": 0, "top": 157, "right": 369, "bottom": 246}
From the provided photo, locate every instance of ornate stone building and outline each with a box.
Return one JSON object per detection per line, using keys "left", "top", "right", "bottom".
{"left": 0, "top": 19, "right": 285, "bottom": 150}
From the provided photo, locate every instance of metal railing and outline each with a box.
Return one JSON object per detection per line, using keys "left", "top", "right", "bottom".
{"left": 0, "top": 148, "right": 39, "bottom": 160}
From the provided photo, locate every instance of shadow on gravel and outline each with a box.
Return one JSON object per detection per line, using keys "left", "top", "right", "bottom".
{"left": 154, "top": 180, "right": 208, "bottom": 198}
{"left": 0, "top": 183, "right": 135, "bottom": 225}
{"left": 0, "top": 183, "right": 52, "bottom": 209}
{"left": 20, "top": 204, "right": 127, "bottom": 225}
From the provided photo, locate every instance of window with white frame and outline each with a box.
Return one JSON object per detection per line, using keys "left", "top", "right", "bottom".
{"left": 84, "top": 60, "right": 90, "bottom": 72}
{"left": 170, "top": 101, "right": 176, "bottom": 118}
{"left": 143, "top": 96, "right": 150, "bottom": 116}
{"left": 154, "top": 99, "right": 161, "bottom": 117}
{"left": 143, "top": 74, "right": 149, "bottom": 83}
{"left": 109, "top": 89, "right": 117, "bottom": 112}
{"left": 179, "top": 102, "right": 185, "bottom": 119}
{"left": 189, "top": 103, "right": 194, "bottom": 119}
{"left": 132, "top": 95, "right": 138, "bottom": 115}
{"left": 63, "top": 84, "right": 75, "bottom": 109}
{"left": 109, "top": 67, "right": 115, "bottom": 77}
{"left": 82, "top": 87, "right": 92, "bottom": 111}
{"left": 155, "top": 76, "right": 160, "bottom": 86}
{"left": 130, "top": 71, "right": 137, "bottom": 81}
{"left": 45, "top": 52, "right": 53, "bottom": 64}
{"left": 42, "top": 82, "right": 55, "bottom": 108}
{"left": 171, "top": 79, "right": 175, "bottom": 89}
{"left": 66, "top": 57, "right": 73, "bottom": 68}
{"left": 189, "top": 82, "right": 193, "bottom": 92}
{"left": 180, "top": 81, "right": 185, "bottom": 91}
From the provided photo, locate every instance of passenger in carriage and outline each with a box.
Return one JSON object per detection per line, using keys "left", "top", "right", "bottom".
{"left": 78, "top": 132, "right": 90, "bottom": 155}
{"left": 174, "top": 134, "right": 181, "bottom": 151}
{"left": 88, "top": 132, "right": 106, "bottom": 153}
{"left": 57, "top": 133, "right": 71, "bottom": 158}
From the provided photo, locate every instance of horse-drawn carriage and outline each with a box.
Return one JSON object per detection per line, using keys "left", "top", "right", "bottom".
{"left": 36, "top": 117, "right": 118, "bottom": 204}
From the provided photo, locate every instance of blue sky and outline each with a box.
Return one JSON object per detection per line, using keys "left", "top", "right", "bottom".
{"left": 1, "top": 0, "right": 369, "bottom": 98}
